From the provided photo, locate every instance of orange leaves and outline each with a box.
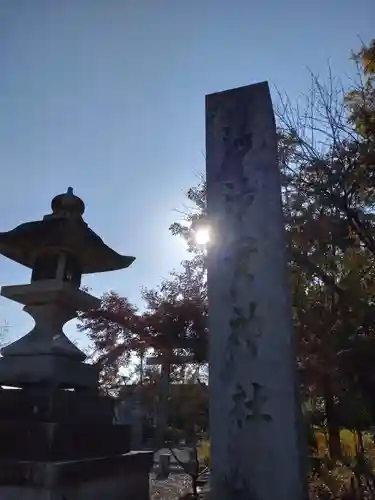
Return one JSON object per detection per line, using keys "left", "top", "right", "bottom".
{"left": 77, "top": 256, "right": 208, "bottom": 391}
{"left": 360, "top": 40, "right": 375, "bottom": 75}
{"left": 346, "top": 40, "right": 375, "bottom": 140}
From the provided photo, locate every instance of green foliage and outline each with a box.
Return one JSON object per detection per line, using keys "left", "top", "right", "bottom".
{"left": 168, "top": 382, "right": 209, "bottom": 436}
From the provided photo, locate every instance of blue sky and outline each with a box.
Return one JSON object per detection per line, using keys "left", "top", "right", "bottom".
{"left": 0, "top": 0, "right": 373, "bottom": 346}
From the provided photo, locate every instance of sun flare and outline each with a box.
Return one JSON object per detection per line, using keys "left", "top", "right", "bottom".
{"left": 194, "top": 227, "right": 210, "bottom": 246}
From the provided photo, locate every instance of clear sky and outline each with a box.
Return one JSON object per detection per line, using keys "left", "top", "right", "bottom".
{"left": 0, "top": 0, "right": 373, "bottom": 346}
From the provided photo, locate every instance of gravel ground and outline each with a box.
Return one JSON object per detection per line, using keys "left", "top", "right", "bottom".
{"left": 150, "top": 448, "right": 210, "bottom": 499}
{"left": 150, "top": 472, "right": 192, "bottom": 500}
{"left": 150, "top": 472, "right": 210, "bottom": 499}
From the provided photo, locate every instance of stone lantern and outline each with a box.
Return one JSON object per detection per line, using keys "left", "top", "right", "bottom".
{"left": 0, "top": 188, "right": 153, "bottom": 500}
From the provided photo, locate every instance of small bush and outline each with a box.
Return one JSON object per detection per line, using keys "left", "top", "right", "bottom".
{"left": 198, "top": 440, "right": 210, "bottom": 467}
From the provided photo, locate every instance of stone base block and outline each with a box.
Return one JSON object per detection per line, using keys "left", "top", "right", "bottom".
{"left": 0, "top": 354, "right": 98, "bottom": 388}
{"left": 0, "top": 389, "right": 114, "bottom": 424}
{"left": 0, "top": 421, "right": 131, "bottom": 460}
{"left": 0, "top": 452, "right": 153, "bottom": 500}
{"left": 0, "top": 472, "right": 149, "bottom": 500}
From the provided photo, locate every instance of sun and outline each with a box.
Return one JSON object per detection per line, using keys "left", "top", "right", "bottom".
{"left": 194, "top": 227, "right": 210, "bottom": 246}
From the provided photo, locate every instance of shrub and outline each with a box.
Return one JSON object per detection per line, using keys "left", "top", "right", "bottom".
{"left": 198, "top": 439, "right": 210, "bottom": 467}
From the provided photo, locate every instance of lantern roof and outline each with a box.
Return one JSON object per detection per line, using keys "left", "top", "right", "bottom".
{"left": 0, "top": 187, "right": 135, "bottom": 274}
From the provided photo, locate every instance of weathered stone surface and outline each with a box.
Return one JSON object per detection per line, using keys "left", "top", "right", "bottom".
{"left": 0, "top": 354, "right": 98, "bottom": 388}
{"left": 206, "top": 82, "right": 306, "bottom": 499}
{"left": 0, "top": 389, "right": 113, "bottom": 424}
{"left": 0, "top": 388, "right": 152, "bottom": 498}
{"left": 1, "top": 280, "right": 99, "bottom": 316}
{"left": 0, "top": 451, "right": 153, "bottom": 487}
{"left": 0, "top": 422, "right": 130, "bottom": 461}
{"left": 0, "top": 451, "right": 153, "bottom": 500}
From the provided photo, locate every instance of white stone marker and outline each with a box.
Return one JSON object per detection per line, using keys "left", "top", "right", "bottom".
{"left": 205, "top": 82, "right": 307, "bottom": 500}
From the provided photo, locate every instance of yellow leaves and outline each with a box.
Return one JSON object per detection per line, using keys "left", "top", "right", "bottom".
{"left": 351, "top": 39, "right": 375, "bottom": 75}
{"left": 361, "top": 40, "right": 375, "bottom": 75}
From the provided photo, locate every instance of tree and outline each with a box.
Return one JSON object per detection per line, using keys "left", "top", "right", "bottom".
{"left": 78, "top": 40, "right": 375, "bottom": 468}
{"left": 77, "top": 258, "right": 208, "bottom": 393}
{"left": 77, "top": 291, "right": 144, "bottom": 392}
{"left": 168, "top": 380, "right": 208, "bottom": 433}
{"left": 142, "top": 259, "right": 208, "bottom": 364}
{"left": 346, "top": 39, "right": 375, "bottom": 140}
{"left": 169, "top": 39, "right": 375, "bottom": 460}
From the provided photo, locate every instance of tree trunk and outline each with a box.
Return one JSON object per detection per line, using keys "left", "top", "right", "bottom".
{"left": 323, "top": 376, "right": 341, "bottom": 460}
{"left": 139, "top": 349, "right": 144, "bottom": 385}
{"left": 191, "top": 476, "right": 198, "bottom": 497}
{"left": 356, "top": 429, "right": 365, "bottom": 457}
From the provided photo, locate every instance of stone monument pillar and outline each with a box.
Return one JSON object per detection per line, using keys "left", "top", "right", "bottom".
{"left": 205, "top": 83, "right": 307, "bottom": 499}
{"left": 114, "top": 389, "right": 144, "bottom": 450}
{"left": 0, "top": 188, "right": 153, "bottom": 500}
{"left": 147, "top": 353, "right": 196, "bottom": 449}
{"left": 154, "top": 356, "right": 171, "bottom": 449}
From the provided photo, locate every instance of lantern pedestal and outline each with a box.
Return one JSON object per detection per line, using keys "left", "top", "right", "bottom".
{"left": 0, "top": 280, "right": 100, "bottom": 389}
